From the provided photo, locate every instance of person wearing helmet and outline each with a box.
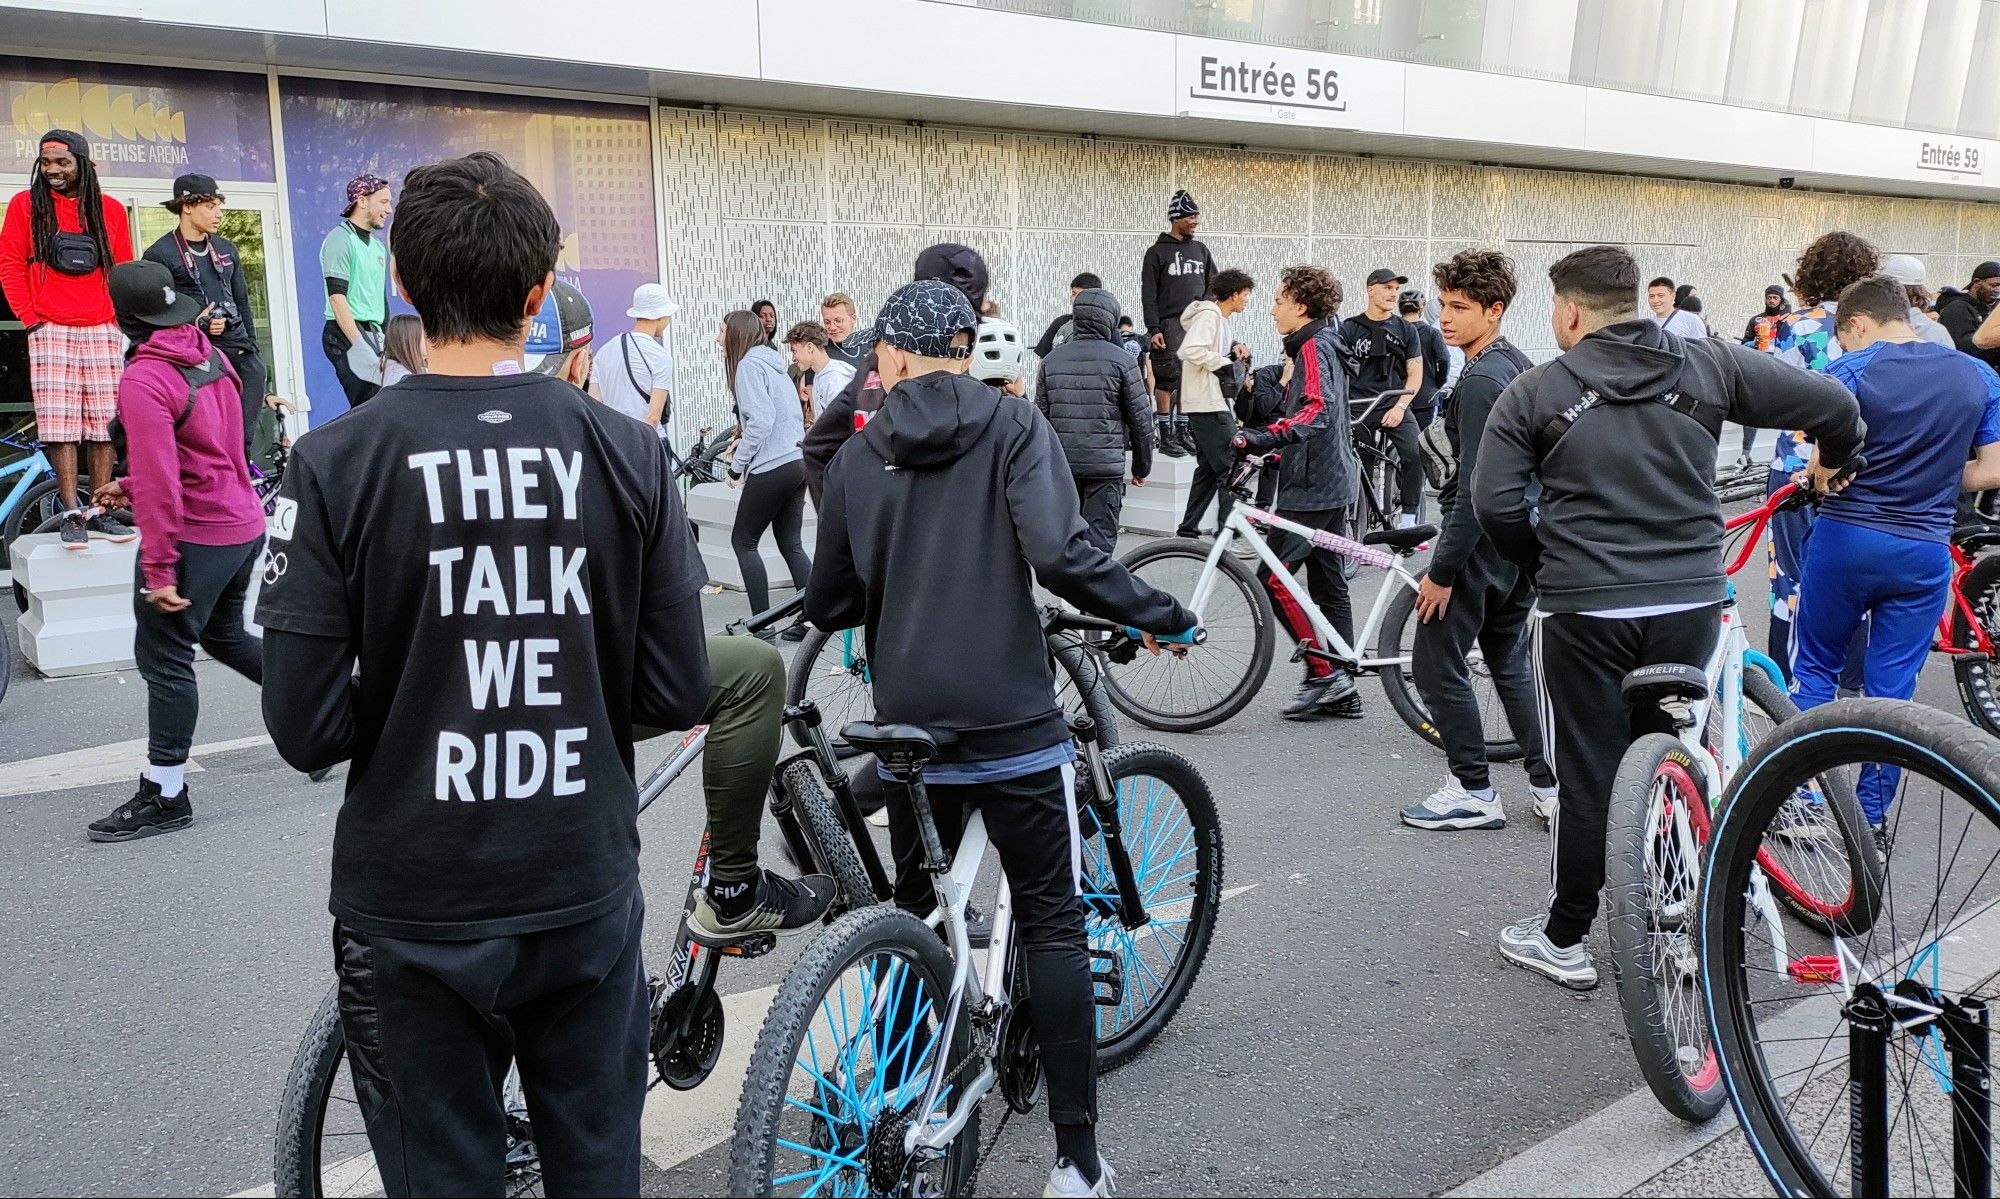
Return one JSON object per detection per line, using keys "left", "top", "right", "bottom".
{"left": 1033, "top": 286, "right": 1154, "bottom": 552}
{"left": 801, "top": 242, "right": 993, "bottom": 505}
{"left": 970, "top": 315, "right": 1027, "bottom": 389}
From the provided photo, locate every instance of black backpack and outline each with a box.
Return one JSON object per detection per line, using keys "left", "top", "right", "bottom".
{"left": 109, "top": 348, "right": 228, "bottom": 465}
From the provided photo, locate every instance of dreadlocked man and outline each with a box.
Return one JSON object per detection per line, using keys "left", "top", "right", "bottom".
{"left": 0, "top": 129, "right": 136, "bottom": 547}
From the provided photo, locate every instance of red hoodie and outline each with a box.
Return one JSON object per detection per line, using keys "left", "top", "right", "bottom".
{"left": 117, "top": 324, "right": 266, "bottom": 591}
{"left": 0, "top": 189, "right": 132, "bottom": 327}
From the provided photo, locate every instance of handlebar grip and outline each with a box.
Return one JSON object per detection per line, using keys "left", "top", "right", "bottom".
{"left": 1126, "top": 626, "right": 1205, "bottom": 646}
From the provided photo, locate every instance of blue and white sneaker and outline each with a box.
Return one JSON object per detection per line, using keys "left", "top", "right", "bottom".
{"left": 1498, "top": 916, "right": 1599, "bottom": 990}
{"left": 1400, "top": 780, "right": 1505, "bottom": 831}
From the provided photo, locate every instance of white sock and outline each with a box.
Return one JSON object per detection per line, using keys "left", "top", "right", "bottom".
{"left": 1468, "top": 786, "right": 1497, "bottom": 802}
{"left": 1396, "top": 512, "right": 1417, "bottom": 529}
{"left": 149, "top": 763, "right": 186, "bottom": 798}
{"left": 1531, "top": 783, "right": 1559, "bottom": 799}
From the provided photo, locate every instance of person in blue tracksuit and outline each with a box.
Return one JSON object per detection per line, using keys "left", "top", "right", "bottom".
{"left": 1795, "top": 274, "right": 2000, "bottom": 846}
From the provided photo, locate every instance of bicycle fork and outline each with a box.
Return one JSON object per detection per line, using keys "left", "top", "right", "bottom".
{"left": 1845, "top": 984, "right": 1992, "bottom": 1199}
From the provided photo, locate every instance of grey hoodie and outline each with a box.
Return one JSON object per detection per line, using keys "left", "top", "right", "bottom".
{"left": 1473, "top": 318, "right": 1864, "bottom": 614}
{"left": 807, "top": 371, "right": 1192, "bottom": 763}
{"left": 729, "top": 342, "right": 803, "bottom": 477}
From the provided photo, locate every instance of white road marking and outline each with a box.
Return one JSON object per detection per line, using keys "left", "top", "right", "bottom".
{"left": 1221, "top": 883, "right": 1258, "bottom": 901}
{"left": 0, "top": 733, "right": 276, "bottom": 798}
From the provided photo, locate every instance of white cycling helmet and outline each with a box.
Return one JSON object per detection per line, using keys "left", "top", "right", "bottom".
{"left": 970, "top": 318, "right": 1025, "bottom": 384}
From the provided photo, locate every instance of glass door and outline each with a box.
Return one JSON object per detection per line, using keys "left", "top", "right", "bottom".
{"left": 127, "top": 190, "right": 302, "bottom": 458}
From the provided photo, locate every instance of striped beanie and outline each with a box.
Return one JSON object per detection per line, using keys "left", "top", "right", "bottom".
{"left": 1167, "top": 190, "right": 1199, "bottom": 220}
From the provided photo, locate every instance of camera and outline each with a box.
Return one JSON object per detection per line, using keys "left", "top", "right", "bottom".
{"left": 1778, "top": 176, "right": 1796, "bottom": 189}
{"left": 207, "top": 299, "right": 241, "bottom": 331}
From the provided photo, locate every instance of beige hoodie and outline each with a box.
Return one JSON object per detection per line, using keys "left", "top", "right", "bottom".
{"left": 1176, "top": 299, "right": 1234, "bottom": 414}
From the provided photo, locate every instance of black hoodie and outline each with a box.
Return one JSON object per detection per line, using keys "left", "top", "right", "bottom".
{"left": 807, "top": 371, "right": 1194, "bottom": 764}
{"left": 1938, "top": 287, "right": 2000, "bottom": 371}
{"left": 1140, "top": 233, "right": 1213, "bottom": 339}
{"left": 1472, "top": 318, "right": 1863, "bottom": 614}
{"left": 1034, "top": 287, "right": 1154, "bottom": 480}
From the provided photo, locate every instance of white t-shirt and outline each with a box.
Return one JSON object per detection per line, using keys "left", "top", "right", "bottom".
{"left": 591, "top": 331, "right": 675, "bottom": 432}
{"left": 1654, "top": 309, "right": 1708, "bottom": 340}
{"left": 813, "top": 357, "right": 856, "bottom": 407}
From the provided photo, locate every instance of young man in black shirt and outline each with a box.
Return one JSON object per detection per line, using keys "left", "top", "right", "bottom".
{"left": 1399, "top": 288, "right": 1450, "bottom": 430}
{"left": 1034, "top": 271, "right": 1101, "bottom": 359}
{"left": 142, "top": 173, "right": 274, "bottom": 458}
{"left": 1340, "top": 268, "right": 1426, "bottom": 527}
{"left": 1140, "top": 190, "right": 1213, "bottom": 458}
{"left": 257, "top": 152, "right": 715, "bottom": 1195}
{"left": 1398, "top": 250, "right": 1556, "bottom": 833}
{"left": 808, "top": 279, "right": 1195, "bottom": 1198}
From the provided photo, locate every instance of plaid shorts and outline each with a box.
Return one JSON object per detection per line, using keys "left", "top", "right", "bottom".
{"left": 28, "top": 321, "right": 125, "bottom": 443}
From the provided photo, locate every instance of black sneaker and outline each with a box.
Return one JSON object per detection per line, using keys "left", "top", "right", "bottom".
{"left": 778, "top": 623, "right": 810, "bottom": 643}
{"left": 87, "top": 510, "right": 137, "bottom": 543}
{"left": 1871, "top": 822, "right": 1894, "bottom": 861}
{"left": 1156, "top": 429, "right": 1188, "bottom": 458}
{"left": 1282, "top": 678, "right": 1334, "bottom": 718}
{"left": 87, "top": 776, "right": 193, "bottom": 842}
{"left": 58, "top": 507, "right": 87, "bottom": 550}
{"left": 1315, "top": 671, "right": 1362, "bottom": 717}
{"left": 689, "top": 870, "right": 836, "bottom": 945}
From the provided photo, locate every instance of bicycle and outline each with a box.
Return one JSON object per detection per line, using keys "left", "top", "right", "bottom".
{"left": 270, "top": 603, "right": 1168, "bottom": 1196}
{"left": 1603, "top": 482, "right": 1880, "bottom": 1124}
{"left": 0, "top": 431, "right": 87, "bottom": 550}
{"left": 787, "top": 607, "right": 1123, "bottom": 760}
{"left": 272, "top": 595, "right": 878, "bottom": 1198}
{"left": 1702, "top": 698, "right": 2000, "bottom": 1198}
{"left": 727, "top": 698, "right": 1222, "bottom": 1197}
{"left": 1342, "top": 388, "right": 1419, "bottom": 580}
{"left": 1098, "top": 444, "right": 1524, "bottom": 764}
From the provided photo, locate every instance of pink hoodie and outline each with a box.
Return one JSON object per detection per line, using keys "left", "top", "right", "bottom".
{"left": 117, "top": 324, "right": 266, "bottom": 591}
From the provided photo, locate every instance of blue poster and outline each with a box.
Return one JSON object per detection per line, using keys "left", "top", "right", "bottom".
{"left": 1, "top": 57, "right": 274, "bottom": 182}
{"left": 279, "top": 78, "right": 659, "bottom": 425}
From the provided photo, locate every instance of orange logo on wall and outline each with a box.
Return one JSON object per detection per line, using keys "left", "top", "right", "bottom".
{"left": 10, "top": 79, "right": 190, "bottom": 167}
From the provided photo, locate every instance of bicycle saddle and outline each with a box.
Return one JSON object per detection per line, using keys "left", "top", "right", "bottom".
{"left": 1621, "top": 664, "right": 1710, "bottom": 707}
{"left": 1955, "top": 523, "right": 2000, "bottom": 552}
{"left": 1362, "top": 524, "right": 1437, "bottom": 553}
{"left": 839, "top": 722, "right": 957, "bottom": 768}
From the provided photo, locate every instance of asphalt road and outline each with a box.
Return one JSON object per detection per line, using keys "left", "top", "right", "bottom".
{"left": 0, "top": 520, "right": 1975, "bottom": 1198}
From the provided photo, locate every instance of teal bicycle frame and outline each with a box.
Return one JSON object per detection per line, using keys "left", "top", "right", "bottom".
{"left": 0, "top": 438, "right": 55, "bottom": 528}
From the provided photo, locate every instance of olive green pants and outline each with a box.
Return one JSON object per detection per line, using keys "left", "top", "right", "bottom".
{"left": 702, "top": 634, "right": 787, "bottom": 885}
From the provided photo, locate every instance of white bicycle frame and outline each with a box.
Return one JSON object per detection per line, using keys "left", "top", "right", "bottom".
{"left": 1189, "top": 494, "right": 1421, "bottom": 672}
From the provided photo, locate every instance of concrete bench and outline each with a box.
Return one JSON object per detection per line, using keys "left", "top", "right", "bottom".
{"left": 686, "top": 482, "right": 818, "bottom": 592}
{"left": 8, "top": 533, "right": 137, "bottom": 677}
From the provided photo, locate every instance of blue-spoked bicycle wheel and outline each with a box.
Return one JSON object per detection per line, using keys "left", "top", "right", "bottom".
{"left": 1082, "top": 742, "right": 1223, "bottom": 1071}
{"left": 729, "top": 906, "right": 980, "bottom": 1198}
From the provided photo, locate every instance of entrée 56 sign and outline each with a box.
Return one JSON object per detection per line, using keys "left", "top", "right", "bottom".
{"left": 1193, "top": 55, "right": 1347, "bottom": 113}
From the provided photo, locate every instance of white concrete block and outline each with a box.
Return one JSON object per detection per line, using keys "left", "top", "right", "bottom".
{"left": 9, "top": 533, "right": 137, "bottom": 677}
{"left": 686, "top": 481, "right": 818, "bottom": 592}
{"left": 1120, "top": 451, "right": 1199, "bottom": 537}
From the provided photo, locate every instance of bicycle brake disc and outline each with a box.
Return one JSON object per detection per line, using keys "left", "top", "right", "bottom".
{"left": 652, "top": 985, "right": 725, "bottom": 1090}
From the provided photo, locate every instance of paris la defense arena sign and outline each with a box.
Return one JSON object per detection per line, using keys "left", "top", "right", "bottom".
{"left": 1175, "top": 38, "right": 1404, "bottom": 133}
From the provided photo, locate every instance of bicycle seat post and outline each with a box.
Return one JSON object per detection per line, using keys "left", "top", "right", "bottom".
{"left": 883, "top": 756, "right": 951, "bottom": 875}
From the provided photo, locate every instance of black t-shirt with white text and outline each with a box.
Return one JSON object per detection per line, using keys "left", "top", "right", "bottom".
{"left": 257, "top": 373, "right": 707, "bottom": 939}
{"left": 1338, "top": 312, "right": 1420, "bottom": 403}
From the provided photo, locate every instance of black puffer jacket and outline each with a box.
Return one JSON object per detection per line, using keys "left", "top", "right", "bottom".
{"left": 1034, "top": 288, "right": 1154, "bottom": 481}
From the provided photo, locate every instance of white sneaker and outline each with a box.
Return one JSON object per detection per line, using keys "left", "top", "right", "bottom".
{"left": 1399, "top": 780, "right": 1504, "bottom": 831}
{"left": 866, "top": 806, "right": 890, "bottom": 828}
{"left": 1530, "top": 785, "right": 1559, "bottom": 828}
{"left": 1498, "top": 916, "right": 1599, "bottom": 990}
{"left": 1045, "top": 1156, "right": 1117, "bottom": 1197}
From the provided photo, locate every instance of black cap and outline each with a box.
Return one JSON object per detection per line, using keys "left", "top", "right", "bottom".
{"left": 163, "top": 173, "right": 223, "bottom": 212}
{"left": 1765, "top": 283, "right": 1786, "bottom": 296}
{"left": 872, "top": 279, "right": 979, "bottom": 359}
{"left": 1367, "top": 268, "right": 1408, "bottom": 287}
{"left": 110, "top": 260, "right": 204, "bottom": 328}
{"left": 1975, "top": 261, "right": 2000, "bottom": 283}
{"left": 913, "top": 242, "right": 990, "bottom": 314}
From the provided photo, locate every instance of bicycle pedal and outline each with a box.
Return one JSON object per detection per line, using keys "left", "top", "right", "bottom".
{"left": 716, "top": 933, "right": 777, "bottom": 959}
{"left": 1090, "top": 949, "right": 1124, "bottom": 1008}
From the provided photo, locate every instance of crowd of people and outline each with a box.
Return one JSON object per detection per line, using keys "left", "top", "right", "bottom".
{"left": 9, "top": 120, "right": 2000, "bottom": 1197}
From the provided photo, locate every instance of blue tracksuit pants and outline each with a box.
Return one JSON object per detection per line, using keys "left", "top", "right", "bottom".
{"left": 1791, "top": 517, "right": 1952, "bottom": 823}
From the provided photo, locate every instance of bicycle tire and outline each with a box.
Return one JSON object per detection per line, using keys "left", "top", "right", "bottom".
{"left": 1701, "top": 699, "right": 2000, "bottom": 1199}
{"left": 0, "top": 613, "right": 11, "bottom": 708}
{"left": 1604, "top": 733, "right": 1727, "bottom": 1123}
{"left": 1373, "top": 580, "right": 1526, "bottom": 764}
{"left": 728, "top": 905, "right": 979, "bottom": 1198}
{"left": 1088, "top": 742, "right": 1223, "bottom": 1071}
{"left": 785, "top": 627, "right": 872, "bottom": 759}
{"left": 1107, "top": 537, "right": 1274, "bottom": 733}
{"left": 1049, "top": 632, "right": 1121, "bottom": 748}
{"left": 1738, "top": 669, "right": 1882, "bottom": 939}
{"left": 1950, "top": 552, "right": 2000, "bottom": 737}
{"left": 780, "top": 757, "right": 875, "bottom": 914}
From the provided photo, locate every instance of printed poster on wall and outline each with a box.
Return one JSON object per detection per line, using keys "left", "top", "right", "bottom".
{"left": 279, "top": 78, "right": 660, "bottom": 426}
{"left": 1, "top": 56, "right": 274, "bottom": 182}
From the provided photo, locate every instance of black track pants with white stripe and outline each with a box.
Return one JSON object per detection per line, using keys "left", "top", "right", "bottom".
{"left": 886, "top": 763, "right": 1098, "bottom": 1127}
{"left": 1531, "top": 605, "right": 1720, "bottom": 947}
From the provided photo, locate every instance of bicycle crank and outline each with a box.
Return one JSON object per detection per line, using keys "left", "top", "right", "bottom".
{"left": 651, "top": 984, "right": 725, "bottom": 1090}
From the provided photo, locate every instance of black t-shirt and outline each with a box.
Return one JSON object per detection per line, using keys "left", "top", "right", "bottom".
{"left": 1338, "top": 312, "right": 1420, "bottom": 403}
{"left": 257, "top": 373, "right": 708, "bottom": 939}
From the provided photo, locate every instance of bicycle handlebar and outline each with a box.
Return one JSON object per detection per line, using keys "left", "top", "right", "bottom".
{"left": 1044, "top": 607, "right": 1205, "bottom": 646}
{"left": 1349, "top": 389, "right": 1418, "bottom": 427}
{"left": 1720, "top": 455, "right": 1867, "bottom": 576}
